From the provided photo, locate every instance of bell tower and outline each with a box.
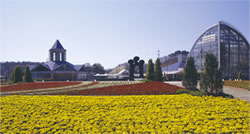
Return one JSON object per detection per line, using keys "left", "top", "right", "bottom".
{"left": 49, "top": 40, "right": 66, "bottom": 62}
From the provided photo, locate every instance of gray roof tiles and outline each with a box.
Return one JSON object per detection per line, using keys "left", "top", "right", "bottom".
{"left": 50, "top": 40, "right": 64, "bottom": 50}
{"left": 74, "top": 65, "right": 84, "bottom": 71}
{"left": 28, "top": 65, "right": 37, "bottom": 70}
{"left": 31, "top": 61, "right": 85, "bottom": 72}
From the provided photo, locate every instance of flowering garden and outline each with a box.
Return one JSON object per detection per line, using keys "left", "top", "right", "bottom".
{"left": 0, "top": 81, "right": 81, "bottom": 92}
{"left": 0, "top": 81, "right": 249, "bottom": 133}
{"left": 57, "top": 81, "right": 181, "bottom": 95}
{"left": 1, "top": 94, "right": 249, "bottom": 133}
{"left": 0, "top": 81, "right": 181, "bottom": 95}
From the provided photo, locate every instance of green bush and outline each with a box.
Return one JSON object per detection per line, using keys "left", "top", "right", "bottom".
{"left": 213, "top": 92, "right": 234, "bottom": 98}
{"left": 176, "top": 89, "right": 205, "bottom": 96}
{"left": 182, "top": 57, "right": 198, "bottom": 90}
{"left": 12, "top": 66, "right": 23, "bottom": 83}
{"left": 200, "top": 53, "right": 223, "bottom": 95}
{"left": 176, "top": 89, "right": 190, "bottom": 94}
{"left": 189, "top": 91, "right": 205, "bottom": 96}
{"left": 146, "top": 59, "right": 154, "bottom": 81}
{"left": 24, "top": 65, "right": 33, "bottom": 82}
{"left": 154, "top": 58, "right": 163, "bottom": 82}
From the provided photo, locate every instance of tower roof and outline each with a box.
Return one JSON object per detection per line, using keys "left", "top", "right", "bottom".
{"left": 51, "top": 40, "right": 64, "bottom": 50}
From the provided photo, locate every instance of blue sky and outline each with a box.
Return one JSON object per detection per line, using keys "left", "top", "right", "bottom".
{"left": 0, "top": 0, "right": 249, "bottom": 69}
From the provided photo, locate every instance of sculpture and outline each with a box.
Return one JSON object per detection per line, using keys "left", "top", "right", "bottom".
{"left": 128, "top": 56, "right": 145, "bottom": 80}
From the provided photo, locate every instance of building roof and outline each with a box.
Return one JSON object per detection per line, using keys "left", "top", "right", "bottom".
{"left": 47, "top": 61, "right": 76, "bottom": 71}
{"left": 74, "top": 65, "right": 85, "bottom": 71}
{"left": 50, "top": 40, "right": 64, "bottom": 50}
{"left": 28, "top": 65, "right": 37, "bottom": 71}
{"left": 45, "top": 61, "right": 61, "bottom": 70}
{"left": 191, "top": 21, "right": 249, "bottom": 53}
{"left": 31, "top": 61, "right": 86, "bottom": 72}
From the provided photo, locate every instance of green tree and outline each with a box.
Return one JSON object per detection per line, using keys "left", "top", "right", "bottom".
{"left": 146, "top": 59, "right": 154, "bottom": 81}
{"left": 12, "top": 66, "right": 23, "bottom": 83}
{"left": 24, "top": 65, "right": 33, "bottom": 82}
{"left": 11, "top": 71, "right": 15, "bottom": 82}
{"left": 92, "top": 63, "right": 105, "bottom": 74}
{"left": 154, "top": 58, "right": 163, "bottom": 81}
{"left": 182, "top": 57, "right": 198, "bottom": 90}
{"left": 200, "top": 53, "right": 223, "bottom": 95}
{"left": 237, "top": 72, "right": 241, "bottom": 80}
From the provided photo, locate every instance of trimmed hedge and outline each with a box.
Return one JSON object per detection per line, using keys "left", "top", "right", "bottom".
{"left": 176, "top": 89, "right": 190, "bottom": 94}
{"left": 189, "top": 91, "right": 205, "bottom": 96}
{"left": 176, "top": 89, "right": 205, "bottom": 96}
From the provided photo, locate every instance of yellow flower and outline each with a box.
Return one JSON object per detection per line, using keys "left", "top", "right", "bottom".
{"left": 0, "top": 94, "right": 249, "bottom": 133}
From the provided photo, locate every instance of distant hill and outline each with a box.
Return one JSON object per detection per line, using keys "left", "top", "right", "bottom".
{"left": 108, "top": 63, "right": 129, "bottom": 74}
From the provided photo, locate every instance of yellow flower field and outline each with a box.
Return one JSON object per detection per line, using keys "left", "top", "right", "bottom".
{"left": 0, "top": 94, "right": 249, "bottom": 133}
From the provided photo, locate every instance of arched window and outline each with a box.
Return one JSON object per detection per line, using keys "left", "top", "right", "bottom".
{"left": 59, "top": 53, "right": 62, "bottom": 61}
{"left": 53, "top": 53, "right": 56, "bottom": 61}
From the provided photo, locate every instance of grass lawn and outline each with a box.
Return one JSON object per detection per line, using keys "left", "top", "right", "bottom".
{"left": 224, "top": 80, "right": 250, "bottom": 90}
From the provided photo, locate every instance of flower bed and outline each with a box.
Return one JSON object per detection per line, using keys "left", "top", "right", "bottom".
{"left": 59, "top": 81, "right": 183, "bottom": 95}
{"left": 0, "top": 82, "right": 81, "bottom": 92}
{"left": 1, "top": 81, "right": 142, "bottom": 95}
{"left": 38, "top": 81, "right": 142, "bottom": 95}
{"left": 24, "top": 82, "right": 99, "bottom": 95}
{"left": 62, "top": 81, "right": 143, "bottom": 91}
{"left": 1, "top": 95, "right": 249, "bottom": 133}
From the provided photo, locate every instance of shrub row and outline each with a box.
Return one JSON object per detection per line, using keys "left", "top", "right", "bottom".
{"left": 176, "top": 89, "right": 205, "bottom": 96}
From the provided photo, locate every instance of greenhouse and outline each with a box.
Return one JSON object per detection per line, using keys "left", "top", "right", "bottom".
{"left": 189, "top": 21, "right": 249, "bottom": 80}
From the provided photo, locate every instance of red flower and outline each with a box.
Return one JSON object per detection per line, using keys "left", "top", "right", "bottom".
{"left": 59, "top": 81, "right": 183, "bottom": 95}
{"left": 0, "top": 82, "right": 81, "bottom": 92}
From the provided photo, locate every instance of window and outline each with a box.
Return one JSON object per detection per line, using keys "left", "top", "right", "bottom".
{"left": 230, "top": 44, "right": 238, "bottom": 54}
{"left": 59, "top": 53, "right": 62, "bottom": 61}
{"left": 78, "top": 73, "right": 87, "bottom": 80}
{"left": 53, "top": 53, "right": 56, "bottom": 61}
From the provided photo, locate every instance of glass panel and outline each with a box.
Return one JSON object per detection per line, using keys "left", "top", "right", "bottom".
{"left": 190, "top": 23, "right": 249, "bottom": 79}
{"left": 190, "top": 25, "right": 219, "bottom": 70}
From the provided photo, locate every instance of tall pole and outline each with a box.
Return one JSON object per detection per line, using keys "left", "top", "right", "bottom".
{"left": 166, "top": 64, "right": 168, "bottom": 80}
{"left": 200, "top": 49, "right": 203, "bottom": 71}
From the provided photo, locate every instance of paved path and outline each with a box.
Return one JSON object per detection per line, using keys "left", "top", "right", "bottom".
{"left": 165, "top": 81, "right": 250, "bottom": 102}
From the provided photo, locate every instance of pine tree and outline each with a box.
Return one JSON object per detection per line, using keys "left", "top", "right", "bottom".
{"left": 200, "top": 53, "right": 223, "bottom": 95}
{"left": 154, "top": 58, "right": 163, "bottom": 82}
{"left": 24, "top": 65, "right": 33, "bottom": 82}
{"left": 12, "top": 66, "right": 23, "bottom": 83}
{"left": 146, "top": 59, "right": 154, "bottom": 81}
{"left": 182, "top": 57, "right": 198, "bottom": 90}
